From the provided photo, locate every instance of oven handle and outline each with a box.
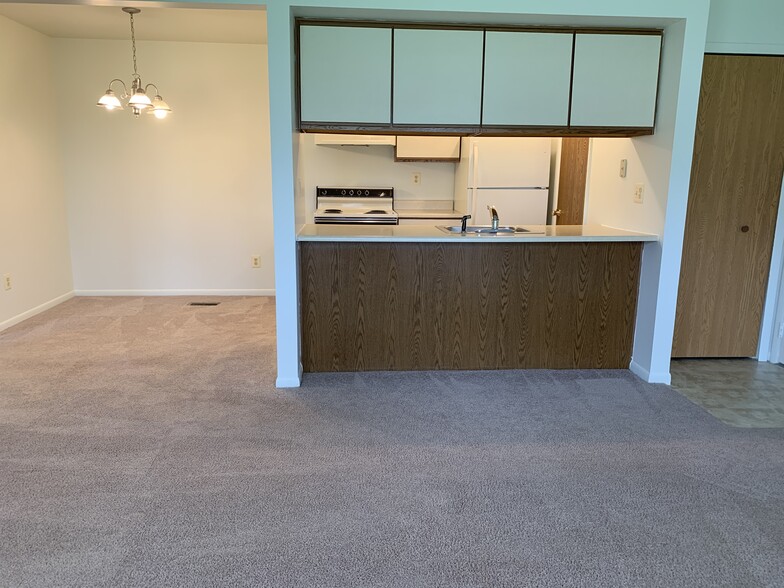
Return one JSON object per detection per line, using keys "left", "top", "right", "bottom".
{"left": 313, "top": 219, "right": 399, "bottom": 225}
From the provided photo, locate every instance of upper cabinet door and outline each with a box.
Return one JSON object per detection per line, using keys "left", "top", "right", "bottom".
{"left": 393, "top": 29, "right": 484, "bottom": 126}
{"left": 570, "top": 33, "right": 662, "bottom": 127}
{"left": 482, "top": 32, "right": 573, "bottom": 126}
{"left": 299, "top": 26, "right": 392, "bottom": 124}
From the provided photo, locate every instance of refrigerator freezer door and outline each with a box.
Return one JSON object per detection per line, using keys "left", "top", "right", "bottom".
{"left": 471, "top": 188, "right": 549, "bottom": 226}
{"left": 472, "top": 137, "right": 551, "bottom": 188}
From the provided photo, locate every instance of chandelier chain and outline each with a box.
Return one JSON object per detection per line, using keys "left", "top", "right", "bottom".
{"left": 129, "top": 12, "right": 138, "bottom": 76}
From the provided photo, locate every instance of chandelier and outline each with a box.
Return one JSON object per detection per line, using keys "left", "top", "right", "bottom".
{"left": 96, "top": 7, "right": 172, "bottom": 119}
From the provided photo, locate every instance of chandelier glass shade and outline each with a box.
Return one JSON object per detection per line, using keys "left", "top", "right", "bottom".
{"left": 96, "top": 7, "right": 172, "bottom": 119}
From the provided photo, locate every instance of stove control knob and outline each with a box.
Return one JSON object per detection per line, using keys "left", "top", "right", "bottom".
{"left": 365, "top": 190, "right": 370, "bottom": 196}
{"left": 349, "top": 190, "right": 354, "bottom": 195}
{"left": 341, "top": 189, "right": 346, "bottom": 196}
{"left": 320, "top": 189, "right": 327, "bottom": 196}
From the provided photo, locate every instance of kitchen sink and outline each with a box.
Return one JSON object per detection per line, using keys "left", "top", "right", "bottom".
{"left": 437, "top": 225, "right": 542, "bottom": 235}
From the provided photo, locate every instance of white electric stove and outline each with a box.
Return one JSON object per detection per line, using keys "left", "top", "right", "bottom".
{"left": 313, "top": 187, "right": 398, "bottom": 225}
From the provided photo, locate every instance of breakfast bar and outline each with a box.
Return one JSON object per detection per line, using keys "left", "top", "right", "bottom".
{"left": 297, "top": 224, "right": 657, "bottom": 373}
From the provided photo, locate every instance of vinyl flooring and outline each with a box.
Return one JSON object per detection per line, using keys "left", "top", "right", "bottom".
{"left": 670, "top": 359, "right": 784, "bottom": 428}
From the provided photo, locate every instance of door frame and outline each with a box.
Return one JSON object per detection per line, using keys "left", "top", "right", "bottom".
{"left": 551, "top": 137, "right": 592, "bottom": 226}
{"left": 759, "top": 176, "right": 784, "bottom": 362}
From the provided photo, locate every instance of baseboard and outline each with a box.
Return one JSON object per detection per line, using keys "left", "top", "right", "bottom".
{"left": 0, "top": 291, "right": 75, "bottom": 333}
{"left": 629, "top": 360, "right": 672, "bottom": 385}
{"left": 276, "top": 363, "right": 303, "bottom": 388}
{"left": 74, "top": 289, "right": 275, "bottom": 297}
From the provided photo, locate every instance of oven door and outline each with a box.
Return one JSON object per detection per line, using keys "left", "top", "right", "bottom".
{"left": 313, "top": 215, "right": 399, "bottom": 225}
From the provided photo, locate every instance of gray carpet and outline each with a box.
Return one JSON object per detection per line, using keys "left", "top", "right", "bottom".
{"left": 1, "top": 296, "right": 783, "bottom": 587}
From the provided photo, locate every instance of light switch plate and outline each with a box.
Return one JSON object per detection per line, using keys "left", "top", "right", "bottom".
{"left": 620, "top": 159, "right": 628, "bottom": 178}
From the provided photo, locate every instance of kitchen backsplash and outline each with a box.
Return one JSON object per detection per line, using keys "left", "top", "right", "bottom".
{"left": 297, "top": 133, "right": 457, "bottom": 221}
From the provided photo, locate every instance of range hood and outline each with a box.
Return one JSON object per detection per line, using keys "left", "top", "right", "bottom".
{"left": 313, "top": 133, "right": 396, "bottom": 146}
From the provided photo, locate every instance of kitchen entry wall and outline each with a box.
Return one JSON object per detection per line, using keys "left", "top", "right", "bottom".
{"left": 296, "top": 133, "right": 457, "bottom": 224}
{"left": 54, "top": 38, "right": 274, "bottom": 295}
{"left": 0, "top": 15, "right": 74, "bottom": 331}
{"left": 584, "top": 137, "right": 666, "bottom": 236}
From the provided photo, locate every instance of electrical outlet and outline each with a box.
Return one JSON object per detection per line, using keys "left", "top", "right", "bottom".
{"left": 412, "top": 172, "right": 422, "bottom": 186}
{"left": 251, "top": 255, "right": 261, "bottom": 269}
{"left": 633, "top": 184, "right": 645, "bottom": 204}
{"left": 3, "top": 274, "right": 11, "bottom": 291}
{"left": 620, "top": 159, "right": 628, "bottom": 178}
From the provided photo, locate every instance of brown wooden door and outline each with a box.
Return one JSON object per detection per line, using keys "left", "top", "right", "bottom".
{"left": 673, "top": 54, "right": 784, "bottom": 358}
{"left": 555, "top": 138, "right": 589, "bottom": 224}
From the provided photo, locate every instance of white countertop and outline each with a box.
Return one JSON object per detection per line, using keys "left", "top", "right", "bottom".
{"left": 395, "top": 210, "right": 465, "bottom": 219}
{"left": 297, "top": 224, "right": 658, "bottom": 243}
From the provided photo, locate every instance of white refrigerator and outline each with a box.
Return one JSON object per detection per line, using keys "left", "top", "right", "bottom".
{"left": 454, "top": 137, "right": 552, "bottom": 226}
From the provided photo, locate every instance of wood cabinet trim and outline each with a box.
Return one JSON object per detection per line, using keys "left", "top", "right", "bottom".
{"left": 301, "top": 124, "right": 654, "bottom": 138}
{"left": 296, "top": 18, "right": 663, "bottom": 36}
{"left": 567, "top": 32, "right": 576, "bottom": 127}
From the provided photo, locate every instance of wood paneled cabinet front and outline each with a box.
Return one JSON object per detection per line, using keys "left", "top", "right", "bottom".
{"left": 299, "top": 241, "right": 643, "bottom": 372}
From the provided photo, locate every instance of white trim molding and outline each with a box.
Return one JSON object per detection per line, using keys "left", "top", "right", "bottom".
{"left": 630, "top": 360, "right": 672, "bottom": 385}
{"left": 276, "top": 363, "right": 303, "bottom": 388}
{"left": 0, "top": 291, "right": 75, "bottom": 333}
{"left": 74, "top": 289, "right": 275, "bottom": 297}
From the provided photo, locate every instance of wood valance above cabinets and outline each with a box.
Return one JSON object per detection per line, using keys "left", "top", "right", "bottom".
{"left": 296, "top": 20, "right": 663, "bottom": 138}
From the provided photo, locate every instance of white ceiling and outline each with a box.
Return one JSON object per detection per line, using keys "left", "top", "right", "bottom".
{"left": 0, "top": 3, "right": 267, "bottom": 44}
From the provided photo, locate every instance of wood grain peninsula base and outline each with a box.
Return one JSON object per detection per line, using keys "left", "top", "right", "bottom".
{"left": 299, "top": 241, "right": 642, "bottom": 372}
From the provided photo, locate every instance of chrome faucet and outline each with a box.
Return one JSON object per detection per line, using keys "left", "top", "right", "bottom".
{"left": 487, "top": 205, "right": 499, "bottom": 230}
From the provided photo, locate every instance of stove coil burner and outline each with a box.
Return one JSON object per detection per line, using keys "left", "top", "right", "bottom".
{"left": 323, "top": 209, "right": 343, "bottom": 213}
{"left": 365, "top": 209, "right": 387, "bottom": 214}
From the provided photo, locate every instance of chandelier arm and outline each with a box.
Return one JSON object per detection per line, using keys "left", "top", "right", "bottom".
{"left": 144, "top": 83, "right": 160, "bottom": 95}
{"left": 107, "top": 78, "right": 129, "bottom": 98}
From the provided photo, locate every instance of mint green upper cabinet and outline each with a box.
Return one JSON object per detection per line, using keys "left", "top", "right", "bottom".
{"left": 299, "top": 26, "right": 392, "bottom": 124}
{"left": 393, "top": 29, "right": 484, "bottom": 126}
{"left": 482, "top": 32, "right": 573, "bottom": 126}
{"left": 570, "top": 34, "right": 662, "bottom": 127}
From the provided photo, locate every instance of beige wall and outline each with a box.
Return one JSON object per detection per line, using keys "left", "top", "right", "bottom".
{"left": 0, "top": 15, "right": 73, "bottom": 331}
{"left": 54, "top": 38, "right": 274, "bottom": 295}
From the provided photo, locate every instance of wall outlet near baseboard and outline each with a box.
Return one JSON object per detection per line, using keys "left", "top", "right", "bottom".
{"left": 251, "top": 255, "right": 261, "bottom": 269}
{"left": 412, "top": 172, "right": 422, "bottom": 186}
{"left": 3, "top": 274, "right": 11, "bottom": 290}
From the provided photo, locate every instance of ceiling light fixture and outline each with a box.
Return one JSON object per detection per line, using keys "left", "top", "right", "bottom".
{"left": 96, "top": 7, "right": 172, "bottom": 119}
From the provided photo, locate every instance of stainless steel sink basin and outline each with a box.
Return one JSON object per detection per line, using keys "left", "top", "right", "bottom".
{"left": 437, "top": 225, "right": 540, "bottom": 235}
